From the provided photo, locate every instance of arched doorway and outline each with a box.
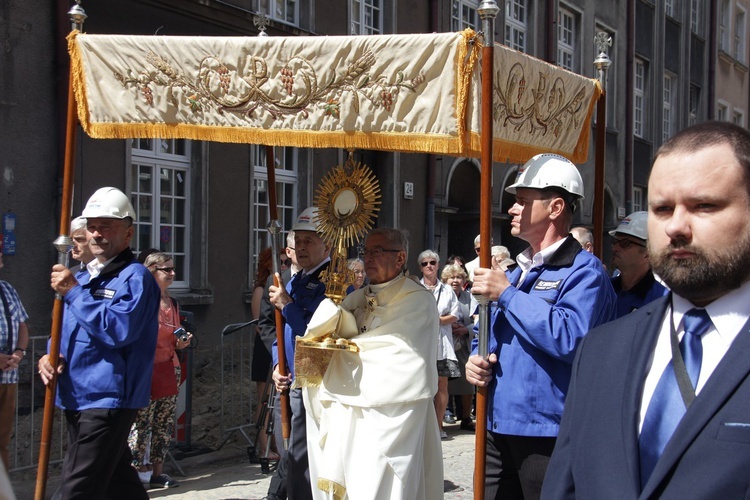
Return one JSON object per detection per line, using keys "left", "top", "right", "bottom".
{"left": 445, "top": 159, "right": 481, "bottom": 263}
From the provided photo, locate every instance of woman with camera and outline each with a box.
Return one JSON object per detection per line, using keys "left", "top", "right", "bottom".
{"left": 129, "top": 251, "right": 192, "bottom": 489}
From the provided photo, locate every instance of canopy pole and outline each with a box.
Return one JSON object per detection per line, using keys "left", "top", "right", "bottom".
{"left": 593, "top": 33, "right": 612, "bottom": 260}
{"left": 254, "top": 14, "right": 292, "bottom": 449}
{"left": 264, "top": 146, "right": 292, "bottom": 449}
{"left": 474, "top": 3, "right": 499, "bottom": 499}
{"left": 35, "top": 3, "right": 86, "bottom": 499}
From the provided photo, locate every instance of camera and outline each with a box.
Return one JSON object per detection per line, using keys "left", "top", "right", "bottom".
{"left": 173, "top": 327, "right": 189, "bottom": 342}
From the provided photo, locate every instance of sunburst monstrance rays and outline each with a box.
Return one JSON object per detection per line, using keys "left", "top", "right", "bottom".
{"left": 313, "top": 161, "right": 381, "bottom": 248}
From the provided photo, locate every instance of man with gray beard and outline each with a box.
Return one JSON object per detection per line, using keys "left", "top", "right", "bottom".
{"left": 542, "top": 121, "right": 750, "bottom": 499}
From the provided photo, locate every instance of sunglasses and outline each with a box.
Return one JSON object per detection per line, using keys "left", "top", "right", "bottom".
{"left": 280, "top": 258, "right": 292, "bottom": 267}
{"left": 611, "top": 238, "right": 645, "bottom": 249}
{"left": 421, "top": 260, "right": 437, "bottom": 267}
{"left": 155, "top": 267, "right": 176, "bottom": 273}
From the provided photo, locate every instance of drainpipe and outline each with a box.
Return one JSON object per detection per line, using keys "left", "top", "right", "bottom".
{"left": 425, "top": 0, "right": 439, "bottom": 250}
{"left": 625, "top": 0, "right": 634, "bottom": 214}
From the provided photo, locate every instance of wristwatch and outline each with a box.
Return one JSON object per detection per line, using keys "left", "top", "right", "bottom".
{"left": 14, "top": 349, "right": 25, "bottom": 357}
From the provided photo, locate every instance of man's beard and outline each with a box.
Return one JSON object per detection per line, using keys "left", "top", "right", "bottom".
{"left": 650, "top": 230, "right": 750, "bottom": 303}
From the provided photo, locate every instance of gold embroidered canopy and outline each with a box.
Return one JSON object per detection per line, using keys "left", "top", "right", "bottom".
{"left": 69, "top": 29, "right": 600, "bottom": 164}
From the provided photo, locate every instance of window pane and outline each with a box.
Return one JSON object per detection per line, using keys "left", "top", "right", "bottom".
{"left": 160, "top": 225, "right": 173, "bottom": 251}
{"left": 175, "top": 226, "right": 186, "bottom": 253}
{"left": 138, "top": 195, "right": 153, "bottom": 223}
{"left": 160, "top": 197, "right": 173, "bottom": 224}
{"left": 139, "top": 224, "right": 152, "bottom": 251}
{"left": 138, "top": 165, "right": 153, "bottom": 193}
{"left": 175, "top": 198, "right": 186, "bottom": 225}
{"left": 161, "top": 168, "right": 173, "bottom": 196}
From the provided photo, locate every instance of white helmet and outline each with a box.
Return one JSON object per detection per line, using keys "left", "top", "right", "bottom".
{"left": 506, "top": 153, "right": 585, "bottom": 199}
{"left": 292, "top": 207, "right": 321, "bottom": 232}
{"left": 609, "top": 211, "right": 648, "bottom": 241}
{"left": 81, "top": 187, "right": 136, "bottom": 220}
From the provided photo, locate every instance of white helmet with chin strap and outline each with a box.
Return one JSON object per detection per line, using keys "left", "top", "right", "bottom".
{"left": 506, "top": 154, "right": 585, "bottom": 211}
{"left": 81, "top": 187, "right": 136, "bottom": 220}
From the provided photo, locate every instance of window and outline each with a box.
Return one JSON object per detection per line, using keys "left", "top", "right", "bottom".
{"left": 634, "top": 58, "right": 646, "bottom": 138}
{"left": 691, "top": 0, "right": 704, "bottom": 35}
{"left": 663, "top": 73, "right": 677, "bottom": 142}
{"left": 259, "top": 0, "right": 299, "bottom": 26}
{"left": 720, "top": 0, "right": 731, "bottom": 52}
{"left": 689, "top": 84, "right": 701, "bottom": 125}
{"left": 505, "top": 0, "right": 528, "bottom": 52}
{"left": 557, "top": 6, "right": 578, "bottom": 71}
{"left": 665, "top": 0, "right": 674, "bottom": 17}
{"left": 717, "top": 100, "right": 729, "bottom": 121}
{"left": 252, "top": 146, "right": 299, "bottom": 263}
{"left": 633, "top": 186, "right": 644, "bottom": 213}
{"left": 130, "top": 139, "right": 191, "bottom": 288}
{"left": 734, "top": 108, "right": 745, "bottom": 126}
{"left": 452, "top": 0, "right": 479, "bottom": 31}
{"left": 736, "top": 6, "right": 747, "bottom": 63}
{"left": 351, "top": 0, "right": 382, "bottom": 35}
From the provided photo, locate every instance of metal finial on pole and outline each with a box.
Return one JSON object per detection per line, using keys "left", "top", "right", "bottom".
{"left": 478, "top": 0, "right": 500, "bottom": 20}
{"left": 474, "top": 3, "right": 499, "bottom": 500}
{"left": 593, "top": 32, "right": 612, "bottom": 88}
{"left": 592, "top": 32, "right": 611, "bottom": 261}
{"left": 254, "top": 13, "right": 270, "bottom": 37}
{"left": 69, "top": 0, "right": 87, "bottom": 31}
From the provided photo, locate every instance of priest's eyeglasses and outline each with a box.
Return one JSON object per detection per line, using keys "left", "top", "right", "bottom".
{"left": 362, "top": 248, "right": 400, "bottom": 259}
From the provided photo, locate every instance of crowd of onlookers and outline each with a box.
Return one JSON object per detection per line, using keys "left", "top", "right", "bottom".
{"left": 4, "top": 120, "right": 750, "bottom": 499}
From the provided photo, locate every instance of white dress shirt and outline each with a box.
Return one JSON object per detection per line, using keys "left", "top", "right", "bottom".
{"left": 638, "top": 280, "right": 750, "bottom": 433}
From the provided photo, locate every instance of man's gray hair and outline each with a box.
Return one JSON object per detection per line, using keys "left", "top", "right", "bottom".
{"left": 70, "top": 216, "right": 87, "bottom": 234}
{"left": 368, "top": 228, "right": 409, "bottom": 268}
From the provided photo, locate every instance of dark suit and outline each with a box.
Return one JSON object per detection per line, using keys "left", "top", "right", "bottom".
{"left": 542, "top": 295, "right": 750, "bottom": 499}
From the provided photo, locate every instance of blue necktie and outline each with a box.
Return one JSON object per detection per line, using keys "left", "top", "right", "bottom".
{"left": 639, "top": 308, "right": 713, "bottom": 488}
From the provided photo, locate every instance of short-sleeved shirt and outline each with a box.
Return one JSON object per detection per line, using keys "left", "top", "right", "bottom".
{"left": 0, "top": 280, "right": 29, "bottom": 384}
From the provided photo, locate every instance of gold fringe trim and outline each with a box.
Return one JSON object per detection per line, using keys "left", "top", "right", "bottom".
{"left": 317, "top": 478, "right": 346, "bottom": 500}
{"left": 67, "top": 31, "right": 93, "bottom": 135}
{"left": 456, "top": 29, "right": 480, "bottom": 153}
{"left": 573, "top": 79, "right": 603, "bottom": 163}
{"left": 82, "top": 122, "right": 466, "bottom": 155}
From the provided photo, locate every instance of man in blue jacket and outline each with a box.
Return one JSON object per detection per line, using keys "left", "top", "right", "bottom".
{"left": 268, "top": 207, "right": 331, "bottom": 500}
{"left": 608, "top": 211, "right": 668, "bottom": 318}
{"left": 39, "top": 187, "right": 160, "bottom": 499}
{"left": 467, "top": 154, "right": 616, "bottom": 500}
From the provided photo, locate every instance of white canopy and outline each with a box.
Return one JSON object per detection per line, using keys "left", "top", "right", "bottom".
{"left": 69, "top": 29, "right": 600, "bottom": 164}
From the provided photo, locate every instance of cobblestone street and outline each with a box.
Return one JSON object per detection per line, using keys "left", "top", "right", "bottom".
{"left": 12, "top": 420, "right": 477, "bottom": 499}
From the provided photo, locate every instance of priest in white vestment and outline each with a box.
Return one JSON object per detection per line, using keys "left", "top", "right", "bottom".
{"left": 304, "top": 228, "right": 443, "bottom": 500}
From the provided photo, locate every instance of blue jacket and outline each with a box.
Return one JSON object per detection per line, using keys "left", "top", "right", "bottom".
{"left": 55, "top": 248, "right": 160, "bottom": 411}
{"left": 272, "top": 262, "right": 330, "bottom": 379}
{"left": 611, "top": 268, "right": 668, "bottom": 319}
{"left": 474, "top": 236, "right": 616, "bottom": 437}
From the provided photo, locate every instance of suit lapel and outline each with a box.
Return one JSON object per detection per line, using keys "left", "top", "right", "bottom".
{"left": 643, "top": 314, "right": 750, "bottom": 497}
{"left": 622, "top": 297, "right": 669, "bottom": 491}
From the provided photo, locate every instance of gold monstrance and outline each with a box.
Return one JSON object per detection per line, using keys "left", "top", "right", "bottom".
{"left": 294, "top": 156, "right": 380, "bottom": 376}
